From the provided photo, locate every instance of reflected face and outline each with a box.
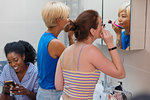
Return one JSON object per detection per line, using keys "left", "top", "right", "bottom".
{"left": 7, "top": 52, "right": 25, "bottom": 73}
{"left": 118, "top": 11, "right": 130, "bottom": 30}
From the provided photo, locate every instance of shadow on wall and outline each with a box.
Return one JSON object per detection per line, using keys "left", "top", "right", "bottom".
{"left": 130, "top": 93, "right": 150, "bottom": 100}
{"left": 0, "top": 61, "right": 7, "bottom": 76}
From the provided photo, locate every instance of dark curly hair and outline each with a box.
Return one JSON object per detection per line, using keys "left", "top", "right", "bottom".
{"left": 64, "top": 10, "right": 99, "bottom": 41}
{"left": 4, "top": 40, "right": 37, "bottom": 64}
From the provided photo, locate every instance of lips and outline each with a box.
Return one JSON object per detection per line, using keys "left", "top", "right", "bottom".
{"left": 118, "top": 22, "right": 123, "bottom": 26}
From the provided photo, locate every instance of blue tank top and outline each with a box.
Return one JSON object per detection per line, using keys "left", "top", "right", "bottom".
{"left": 37, "top": 32, "right": 58, "bottom": 89}
{"left": 121, "top": 31, "right": 130, "bottom": 50}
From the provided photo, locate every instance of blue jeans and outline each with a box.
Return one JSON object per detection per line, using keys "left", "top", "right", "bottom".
{"left": 36, "top": 87, "right": 62, "bottom": 100}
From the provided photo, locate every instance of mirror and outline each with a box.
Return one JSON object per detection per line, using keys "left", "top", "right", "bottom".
{"left": 102, "top": 0, "right": 131, "bottom": 51}
{"left": 102, "top": 0, "right": 146, "bottom": 50}
{"left": 70, "top": 0, "right": 146, "bottom": 51}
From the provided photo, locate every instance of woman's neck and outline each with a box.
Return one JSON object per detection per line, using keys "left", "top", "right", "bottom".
{"left": 16, "top": 64, "right": 29, "bottom": 82}
{"left": 77, "top": 38, "right": 94, "bottom": 45}
{"left": 46, "top": 27, "right": 61, "bottom": 37}
{"left": 18, "top": 64, "right": 28, "bottom": 74}
{"left": 125, "top": 28, "right": 130, "bottom": 35}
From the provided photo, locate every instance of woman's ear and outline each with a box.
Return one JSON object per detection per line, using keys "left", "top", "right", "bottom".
{"left": 56, "top": 19, "right": 59, "bottom": 24}
{"left": 90, "top": 28, "right": 96, "bottom": 37}
{"left": 56, "top": 18, "right": 61, "bottom": 25}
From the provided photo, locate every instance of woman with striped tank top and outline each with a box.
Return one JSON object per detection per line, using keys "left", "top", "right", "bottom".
{"left": 55, "top": 10, "right": 125, "bottom": 100}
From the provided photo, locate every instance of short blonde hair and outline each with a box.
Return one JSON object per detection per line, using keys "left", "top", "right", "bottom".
{"left": 118, "top": 3, "right": 130, "bottom": 17}
{"left": 42, "top": 1, "right": 70, "bottom": 28}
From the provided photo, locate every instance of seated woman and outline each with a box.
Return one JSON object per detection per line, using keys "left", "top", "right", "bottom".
{"left": 112, "top": 3, "right": 130, "bottom": 50}
{"left": 0, "top": 40, "right": 39, "bottom": 100}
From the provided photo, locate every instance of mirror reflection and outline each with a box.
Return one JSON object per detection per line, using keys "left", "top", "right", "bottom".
{"left": 103, "top": 0, "right": 130, "bottom": 50}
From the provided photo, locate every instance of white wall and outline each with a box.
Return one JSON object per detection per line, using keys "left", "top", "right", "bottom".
{"left": 0, "top": 0, "right": 51, "bottom": 60}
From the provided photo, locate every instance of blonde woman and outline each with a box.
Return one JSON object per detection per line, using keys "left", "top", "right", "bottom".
{"left": 112, "top": 3, "right": 130, "bottom": 50}
{"left": 55, "top": 10, "right": 125, "bottom": 100}
{"left": 37, "top": 1, "right": 73, "bottom": 100}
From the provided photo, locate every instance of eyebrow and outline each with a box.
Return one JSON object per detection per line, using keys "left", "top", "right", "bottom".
{"left": 121, "top": 14, "right": 127, "bottom": 16}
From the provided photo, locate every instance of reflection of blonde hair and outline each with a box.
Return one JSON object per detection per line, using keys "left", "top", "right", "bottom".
{"left": 42, "top": 1, "right": 70, "bottom": 28}
{"left": 118, "top": 2, "right": 130, "bottom": 17}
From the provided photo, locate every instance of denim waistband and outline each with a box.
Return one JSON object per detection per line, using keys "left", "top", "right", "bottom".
{"left": 39, "top": 86, "right": 62, "bottom": 92}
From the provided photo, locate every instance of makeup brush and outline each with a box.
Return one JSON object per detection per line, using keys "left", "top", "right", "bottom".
{"left": 108, "top": 20, "right": 124, "bottom": 29}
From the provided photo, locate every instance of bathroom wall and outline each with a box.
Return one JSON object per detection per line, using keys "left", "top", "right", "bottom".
{"left": 0, "top": 0, "right": 50, "bottom": 60}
